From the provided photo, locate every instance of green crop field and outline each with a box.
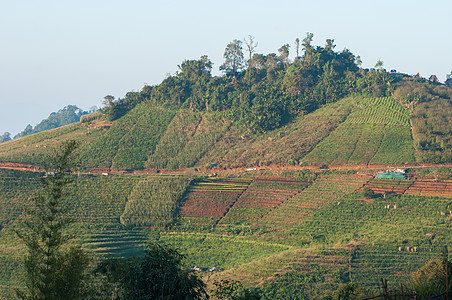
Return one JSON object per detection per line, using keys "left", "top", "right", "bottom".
{"left": 301, "top": 97, "right": 415, "bottom": 166}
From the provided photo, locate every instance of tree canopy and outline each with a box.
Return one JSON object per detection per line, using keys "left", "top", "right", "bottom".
{"left": 101, "top": 34, "right": 398, "bottom": 132}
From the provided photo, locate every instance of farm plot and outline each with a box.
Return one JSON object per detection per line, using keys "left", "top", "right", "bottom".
{"left": 344, "top": 97, "right": 410, "bottom": 127}
{"left": 405, "top": 179, "right": 452, "bottom": 198}
{"left": 159, "top": 231, "right": 291, "bottom": 270}
{"left": 351, "top": 243, "right": 443, "bottom": 291}
{"left": 120, "top": 176, "right": 188, "bottom": 227}
{"left": 81, "top": 228, "right": 148, "bottom": 258}
{"left": 178, "top": 179, "right": 252, "bottom": 230}
{"left": 209, "top": 247, "right": 351, "bottom": 298}
{"left": 302, "top": 96, "right": 414, "bottom": 166}
{"left": 258, "top": 174, "right": 370, "bottom": 232}
{"left": 359, "top": 178, "right": 414, "bottom": 195}
{"left": 217, "top": 177, "right": 308, "bottom": 230}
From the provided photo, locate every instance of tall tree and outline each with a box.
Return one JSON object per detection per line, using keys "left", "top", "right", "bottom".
{"left": 16, "top": 140, "right": 88, "bottom": 300}
{"left": 355, "top": 55, "right": 363, "bottom": 67}
{"left": 102, "top": 95, "right": 115, "bottom": 108}
{"left": 295, "top": 38, "right": 300, "bottom": 60}
{"left": 220, "top": 39, "right": 245, "bottom": 76}
{"left": 325, "top": 39, "right": 336, "bottom": 53}
{"left": 302, "top": 32, "right": 314, "bottom": 50}
{"left": 244, "top": 35, "right": 258, "bottom": 62}
{"left": 278, "top": 44, "right": 290, "bottom": 68}
{"left": 375, "top": 59, "right": 384, "bottom": 70}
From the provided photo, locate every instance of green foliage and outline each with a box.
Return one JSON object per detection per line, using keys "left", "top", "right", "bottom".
{"left": 362, "top": 187, "right": 374, "bottom": 198}
{"left": 326, "top": 282, "right": 366, "bottom": 300}
{"left": 212, "top": 279, "right": 261, "bottom": 300}
{"left": 411, "top": 98, "right": 452, "bottom": 163}
{"left": 409, "top": 258, "right": 451, "bottom": 299}
{"left": 15, "top": 140, "right": 90, "bottom": 300}
{"left": 0, "top": 132, "right": 11, "bottom": 143}
{"left": 259, "top": 264, "right": 347, "bottom": 299}
{"left": 120, "top": 176, "right": 189, "bottom": 227}
{"left": 96, "top": 242, "right": 207, "bottom": 299}
{"left": 15, "top": 105, "right": 90, "bottom": 139}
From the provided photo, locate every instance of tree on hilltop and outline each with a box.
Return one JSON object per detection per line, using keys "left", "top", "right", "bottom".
{"left": 220, "top": 39, "right": 245, "bottom": 76}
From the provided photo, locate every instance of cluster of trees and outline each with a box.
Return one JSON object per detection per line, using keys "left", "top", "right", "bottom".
{"left": 0, "top": 105, "right": 95, "bottom": 144}
{"left": 14, "top": 105, "right": 94, "bottom": 139}
{"left": 102, "top": 34, "right": 396, "bottom": 132}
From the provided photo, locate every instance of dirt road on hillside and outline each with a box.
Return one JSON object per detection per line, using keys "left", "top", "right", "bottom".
{"left": 0, "top": 161, "right": 451, "bottom": 175}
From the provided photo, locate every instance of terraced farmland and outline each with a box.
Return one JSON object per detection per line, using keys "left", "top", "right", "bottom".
{"left": 216, "top": 177, "right": 308, "bottom": 231}
{"left": 360, "top": 178, "right": 414, "bottom": 195}
{"left": 258, "top": 174, "right": 370, "bottom": 231}
{"left": 405, "top": 179, "right": 452, "bottom": 197}
{"left": 178, "top": 178, "right": 252, "bottom": 230}
{"left": 351, "top": 243, "right": 443, "bottom": 290}
{"left": 81, "top": 229, "right": 148, "bottom": 258}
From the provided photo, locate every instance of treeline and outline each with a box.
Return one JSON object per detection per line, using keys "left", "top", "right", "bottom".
{"left": 102, "top": 34, "right": 396, "bottom": 132}
{"left": 0, "top": 105, "right": 94, "bottom": 143}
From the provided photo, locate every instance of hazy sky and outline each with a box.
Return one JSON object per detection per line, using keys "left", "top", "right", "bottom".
{"left": 1, "top": 0, "right": 451, "bottom": 136}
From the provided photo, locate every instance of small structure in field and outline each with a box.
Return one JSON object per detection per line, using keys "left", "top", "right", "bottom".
{"left": 376, "top": 169, "right": 407, "bottom": 179}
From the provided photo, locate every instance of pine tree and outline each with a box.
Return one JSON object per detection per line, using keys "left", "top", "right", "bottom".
{"left": 16, "top": 140, "right": 88, "bottom": 300}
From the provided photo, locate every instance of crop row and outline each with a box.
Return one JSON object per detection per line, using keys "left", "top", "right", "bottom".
{"left": 361, "top": 179, "right": 414, "bottom": 195}
{"left": 257, "top": 174, "right": 370, "bottom": 232}
{"left": 217, "top": 182, "right": 302, "bottom": 228}
{"left": 404, "top": 180, "right": 452, "bottom": 197}
{"left": 179, "top": 179, "right": 251, "bottom": 229}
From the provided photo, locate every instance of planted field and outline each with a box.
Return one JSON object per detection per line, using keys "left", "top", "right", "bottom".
{"left": 405, "top": 180, "right": 452, "bottom": 197}
{"left": 82, "top": 104, "right": 175, "bottom": 170}
{"left": 258, "top": 174, "right": 370, "bottom": 232}
{"left": 344, "top": 97, "right": 410, "bottom": 127}
{"left": 120, "top": 176, "right": 189, "bottom": 227}
{"left": 160, "top": 231, "right": 291, "bottom": 270}
{"left": 146, "top": 111, "right": 231, "bottom": 170}
{"left": 209, "top": 247, "right": 352, "bottom": 299}
{"left": 301, "top": 96, "right": 415, "bottom": 166}
{"left": 178, "top": 178, "right": 252, "bottom": 230}
{"left": 360, "top": 178, "right": 414, "bottom": 195}
{"left": 81, "top": 228, "right": 148, "bottom": 258}
{"left": 292, "top": 191, "right": 452, "bottom": 290}
{"left": 217, "top": 177, "right": 308, "bottom": 230}
{"left": 351, "top": 243, "right": 444, "bottom": 290}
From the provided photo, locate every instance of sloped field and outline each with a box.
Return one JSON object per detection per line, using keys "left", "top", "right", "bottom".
{"left": 178, "top": 179, "right": 252, "bottom": 230}
{"left": 216, "top": 177, "right": 307, "bottom": 231}
{"left": 301, "top": 97, "right": 415, "bottom": 166}
{"left": 258, "top": 174, "right": 370, "bottom": 231}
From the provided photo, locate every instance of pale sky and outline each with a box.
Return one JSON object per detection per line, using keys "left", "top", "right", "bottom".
{"left": 1, "top": 0, "right": 451, "bottom": 136}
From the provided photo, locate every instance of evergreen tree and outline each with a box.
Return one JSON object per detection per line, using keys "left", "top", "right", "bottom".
{"left": 16, "top": 140, "right": 88, "bottom": 300}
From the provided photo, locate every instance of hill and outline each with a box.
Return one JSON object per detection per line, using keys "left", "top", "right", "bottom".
{"left": 0, "top": 36, "right": 451, "bottom": 298}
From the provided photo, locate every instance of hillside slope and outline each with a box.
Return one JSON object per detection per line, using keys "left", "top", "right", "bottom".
{"left": 2, "top": 90, "right": 449, "bottom": 171}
